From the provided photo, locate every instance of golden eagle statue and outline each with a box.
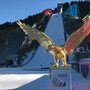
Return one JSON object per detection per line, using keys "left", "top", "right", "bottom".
{"left": 17, "top": 16, "right": 90, "bottom": 67}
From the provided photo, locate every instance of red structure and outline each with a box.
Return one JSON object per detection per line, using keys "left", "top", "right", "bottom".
{"left": 43, "top": 9, "right": 52, "bottom": 16}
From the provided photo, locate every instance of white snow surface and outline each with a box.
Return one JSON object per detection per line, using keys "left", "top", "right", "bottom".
{"left": 0, "top": 68, "right": 90, "bottom": 90}
{"left": 0, "top": 68, "right": 49, "bottom": 90}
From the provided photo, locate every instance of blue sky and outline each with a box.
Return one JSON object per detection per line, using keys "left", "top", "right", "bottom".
{"left": 0, "top": 0, "right": 78, "bottom": 24}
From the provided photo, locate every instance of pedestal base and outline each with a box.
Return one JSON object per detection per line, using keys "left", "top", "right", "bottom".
{"left": 49, "top": 66, "right": 71, "bottom": 90}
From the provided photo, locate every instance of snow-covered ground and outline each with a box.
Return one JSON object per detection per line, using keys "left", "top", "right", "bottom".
{"left": 0, "top": 13, "right": 90, "bottom": 90}
{"left": 0, "top": 68, "right": 49, "bottom": 90}
{"left": 0, "top": 68, "right": 90, "bottom": 90}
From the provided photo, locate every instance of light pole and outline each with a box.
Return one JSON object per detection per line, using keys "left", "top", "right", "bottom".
{"left": 6, "top": 39, "right": 8, "bottom": 58}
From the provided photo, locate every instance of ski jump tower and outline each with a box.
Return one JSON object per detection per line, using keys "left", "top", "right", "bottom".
{"left": 49, "top": 3, "right": 72, "bottom": 90}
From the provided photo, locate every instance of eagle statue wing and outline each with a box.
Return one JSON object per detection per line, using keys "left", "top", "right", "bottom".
{"left": 64, "top": 16, "right": 90, "bottom": 55}
{"left": 17, "top": 20, "right": 55, "bottom": 54}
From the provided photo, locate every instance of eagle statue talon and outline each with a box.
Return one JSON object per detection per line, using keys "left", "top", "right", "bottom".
{"left": 62, "top": 64, "right": 71, "bottom": 67}
{"left": 50, "top": 64, "right": 57, "bottom": 67}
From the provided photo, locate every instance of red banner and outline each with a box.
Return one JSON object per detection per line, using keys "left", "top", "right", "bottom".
{"left": 79, "top": 60, "right": 90, "bottom": 65}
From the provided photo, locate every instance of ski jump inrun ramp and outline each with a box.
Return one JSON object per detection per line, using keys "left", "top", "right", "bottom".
{"left": 23, "top": 13, "right": 65, "bottom": 69}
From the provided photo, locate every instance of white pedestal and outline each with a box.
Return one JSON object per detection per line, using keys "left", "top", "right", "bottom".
{"left": 49, "top": 66, "right": 71, "bottom": 90}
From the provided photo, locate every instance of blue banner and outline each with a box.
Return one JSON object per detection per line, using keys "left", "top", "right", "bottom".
{"left": 64, "top": 4, "right": 78, "bottom": 17}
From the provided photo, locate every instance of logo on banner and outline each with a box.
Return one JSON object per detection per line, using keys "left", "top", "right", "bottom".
{"left": 52, "top": 73, "right": 67, "bottom": 87}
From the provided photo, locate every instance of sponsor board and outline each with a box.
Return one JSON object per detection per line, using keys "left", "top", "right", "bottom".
{"left": 49, "top": 66, "right": 71, "bottom": 90}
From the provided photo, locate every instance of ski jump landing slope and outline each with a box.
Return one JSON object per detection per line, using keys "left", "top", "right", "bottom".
{"left": 23, "top": 14, "right": 65, "bottom": 68}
